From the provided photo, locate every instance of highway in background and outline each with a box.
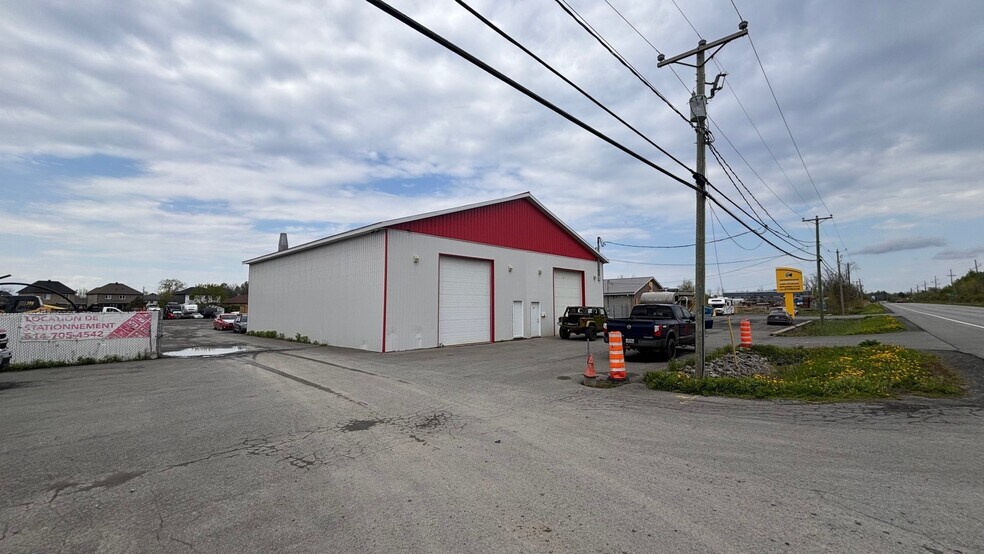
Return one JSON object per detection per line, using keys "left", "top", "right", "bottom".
{"left": 884, "top": 302, "right": 984, "bottom": 359}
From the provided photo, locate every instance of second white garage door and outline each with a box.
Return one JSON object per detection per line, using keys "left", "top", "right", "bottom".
{"left": 553, "top": 269, "right": 583, "bottom": 334}
{"left": 439, "top": 256, "right": 491, "bottom": 346}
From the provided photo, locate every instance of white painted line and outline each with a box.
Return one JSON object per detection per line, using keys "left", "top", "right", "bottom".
{"left": 890, "top": 304, "right": 984, "bottom": 330}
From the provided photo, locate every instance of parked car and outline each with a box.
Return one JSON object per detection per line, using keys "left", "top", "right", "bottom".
{"left": 0, "top": 327, "right": 11, "bottom": 370}
{"left": 101, "top": 307, "right": 123, "bottom": 313}
{"left": 213, "top": 313, "right": 238, "bottom": 330}
{"left": 767, "top": 308, "right": 794, "bottom": 326}
{"left": 233, "top": 314, "right": 248, "bottom": 334}
{"left": 557, "top": 306, "right": 607, "bottom": 340}
{"left": 604, "top": 303, "right": 697, "bottom": 359}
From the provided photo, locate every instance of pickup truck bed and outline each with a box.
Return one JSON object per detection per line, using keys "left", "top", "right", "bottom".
{"left": 604, "top": 303, "right": 697, "bottom": 359}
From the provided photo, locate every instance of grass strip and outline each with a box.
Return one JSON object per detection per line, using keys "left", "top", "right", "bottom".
{"left": 645, "top": 344, "right": 963, "bottom": 401}
{"left": 786, "top": 315, "right": 903, "bottom": 336}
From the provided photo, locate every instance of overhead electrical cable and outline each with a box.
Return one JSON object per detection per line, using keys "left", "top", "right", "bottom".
{"left": 708, "top": 202, "right": 763, "bottom": 251}
{"left": 603, "top": 229, "right": 758, "bottom": 249}
{"left": 606, "top": 0, "right": 813, "bottom": 247}
{"left": 364, "top": 0, "right": 813, "bottom": 262}
{"left": 454, "top": 0, "right": 692, "bottom": 173}
{"left": 708, "top": 204, "right": 727, "bottom": 294}
{"left": 602, "top": 0, "right": 692, "bottom": 92}
{"left": 608, "top": 254, "right": 785, "bottom": 267}
{"left": 552, "top": 0, "right": 692, "bottom": 126}
{"left": 709, "top": 142, "right": 809, "bottom": 244}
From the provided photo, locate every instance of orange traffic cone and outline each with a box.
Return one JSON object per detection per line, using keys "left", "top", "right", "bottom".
{"left": 583, "top": 353, "right": 597, "bottom": 379}
{"left": 608, "top": 331, "right": 627, "bottom": 381}
{"left": 739, "top": 319, "right": 752, "bottom": 349}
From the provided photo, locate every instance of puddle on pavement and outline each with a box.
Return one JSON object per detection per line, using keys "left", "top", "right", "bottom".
{"left": 162, "top": 346, "right": 249, "bottom": 358}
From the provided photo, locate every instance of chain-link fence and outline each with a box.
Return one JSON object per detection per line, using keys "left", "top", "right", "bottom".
{"left": 0, "top": 311, "right": 159, "bottom": 368}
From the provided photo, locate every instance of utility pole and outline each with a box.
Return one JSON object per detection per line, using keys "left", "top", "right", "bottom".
{"left": 975, "top": 259, "right": 980, "bottom": 273}
{"left": 658, "top": 21, "right": 748, "bottom": 379}
{"left": 948, "top": 269, "right": 955, "bottom": 286}
{"left": 836, "top": 249, "right": 845, "bottom": 315}
{"left": 596, "top": 237, "right": 603, "bottom": 283}
{"left": 934, "top": 276, "right": 939, "bottom": 290}
{"left": 803, "top": 215, "right": 833, "bottom": 326}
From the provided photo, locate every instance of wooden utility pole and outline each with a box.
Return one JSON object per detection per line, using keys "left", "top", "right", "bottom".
{"left": 658, "top": 22, "right": 748, "bottom": 378}
{"left": 948, "top": 269, "right": 956, "bottom": 286}
{"left": 836, "top": 249, "right": 845, "bottom": 315}
{"left": 803, "top": 215, "right": 833, "bottom": 326}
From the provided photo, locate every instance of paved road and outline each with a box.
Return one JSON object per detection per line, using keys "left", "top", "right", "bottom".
{"left": 884, "top": 302, "right": 984, "bottom": 359}
{"left": 1, "top": 319, "right": 982, "bottom": 552}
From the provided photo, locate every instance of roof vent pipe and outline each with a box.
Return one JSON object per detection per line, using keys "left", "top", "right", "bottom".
{"left": 278, "top": 233, "right": 288, "bottom": 252}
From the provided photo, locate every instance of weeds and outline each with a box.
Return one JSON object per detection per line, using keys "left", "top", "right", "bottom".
{"left": 644, "top": 344, "right": 963, "bottom": 401}
{"left": 786, "top": 315, "right": 903, "bottom": 337}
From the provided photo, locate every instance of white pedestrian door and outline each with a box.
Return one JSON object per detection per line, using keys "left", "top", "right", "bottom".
{"left": 530, "top": 302, "right": 541, "bottom": 337}
{"left": 439, "top": 256, "right": 491, "bottom": 346}
{"left": 512, "top": 301, "right": 524, "bottom": 339}
{"left": 553, "top": 269, "right": 583, "bottom": 334}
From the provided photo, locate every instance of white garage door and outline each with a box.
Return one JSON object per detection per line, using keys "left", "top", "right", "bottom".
{"left": 553, "top": 269, "right": 583, "bottom": 334}
{"left": 439, "top": 256, "right": 491, "bottom": 346}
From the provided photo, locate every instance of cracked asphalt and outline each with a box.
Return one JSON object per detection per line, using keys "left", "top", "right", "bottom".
{"left": 1, "top": 318, "right": 982, "bottom": 552}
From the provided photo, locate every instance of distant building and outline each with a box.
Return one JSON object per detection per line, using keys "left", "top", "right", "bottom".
{"left": 88, "top": 282, "right": 143, "bottom": 310}
{"left": 603, "top": 277, "right": 663, "bottom": 318}
{"left": 17, "top": 280, "right": 81, "bottom": 309}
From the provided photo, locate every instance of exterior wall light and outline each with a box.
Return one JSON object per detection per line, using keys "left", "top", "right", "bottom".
{"left": 508, "top": 265, "right": 513, "bottom": 272}
{"left": 413, "top": 255, "right": 420, "bottom": 264}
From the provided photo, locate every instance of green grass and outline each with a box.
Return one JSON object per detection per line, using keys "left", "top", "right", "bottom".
{"left": 644, "top": 344, "right": 963, "bottom": 401}
{"left": 786, "top": 315, "right": 904, "bottom": 336}
{"left": 851, "top": 303, "right": 887, "bottom": 315}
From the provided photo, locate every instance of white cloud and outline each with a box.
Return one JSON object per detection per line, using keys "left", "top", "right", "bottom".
{"left": 2, "top": 0, "right": 983, "bottom": 293}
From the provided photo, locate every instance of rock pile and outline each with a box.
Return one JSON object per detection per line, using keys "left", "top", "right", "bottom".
{"left": 682, "top": 349, "right": 773, "bottom": 378}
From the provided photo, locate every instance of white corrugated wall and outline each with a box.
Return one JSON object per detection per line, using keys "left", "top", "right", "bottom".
{"left": 248, "top": 231, "right": 384, "bottom": 351}
{"left": 384, "top": 229, "right": 602, "bottom": 351}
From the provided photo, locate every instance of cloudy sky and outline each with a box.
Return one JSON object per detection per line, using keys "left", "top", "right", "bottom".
{"left": 3, "top": 0, "right": 982, "bottom": 295}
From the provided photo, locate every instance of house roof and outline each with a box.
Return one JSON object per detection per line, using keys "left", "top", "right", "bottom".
{"left": 244, "top": 192, "right": 608, "bottom": 265}
{"left": 603, "top": 277, "right": 662, "bottom": 296}
{"left": 223, "top": 294, "right": 248, "bottom": 305}
{"left": 18, "top": 280, "right": 76, "bottom": 296}
{"left": 173, "top": 287, "right": 197, "bottom": 295}
{"left": 88, "top": 282, "right": 142, "bottom": 296}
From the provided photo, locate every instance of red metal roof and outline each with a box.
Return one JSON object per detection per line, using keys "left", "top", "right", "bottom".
{"left": 388, "top": 197, "right": 599, "bottom": 261}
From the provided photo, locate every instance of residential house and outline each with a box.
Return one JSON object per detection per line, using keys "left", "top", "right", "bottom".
{"left": 17, "top": 280, "right": 83, "bottom": 310}
{"left": 222, "top": 294, "right": 248, "bottom": 313}
{"left": 603, "top": 277, "right": 663, "bottom": 318}
{"left": 88, "top": 282, "right": 143, "bottom": 310}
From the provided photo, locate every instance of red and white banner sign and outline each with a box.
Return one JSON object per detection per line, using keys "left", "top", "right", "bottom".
{"left": 20, "top": 312, "right": 152, "bottom": 342}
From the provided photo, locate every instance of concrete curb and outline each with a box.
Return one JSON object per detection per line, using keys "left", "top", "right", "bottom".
{"left": 770, "top": 320, "right": 812, "bottom": 336}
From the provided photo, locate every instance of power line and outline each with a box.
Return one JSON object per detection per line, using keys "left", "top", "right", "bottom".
{"left": 601, "top": 0, "right": 691, "bottom": 91}
{"left": 603, "top": 228, "right": 758, "bottom": 249}
{"left": 552, "top": 0, "right": 692, "bottom": 125}
{"left": 365, "top": 0, "right": 813, "bottom": 262}
{"left": 708, "top": 141, "right": 809, "bottom": 245}
{"left": 708, "top": 201, "right": 763, "bottom": 251}
{"left": 455, "top": 0, "right": 691, "bottom": 172}
{"left": 607, "top": 254, "right": 784, "bottom": 267}
{"left": 670, "top": 0, "right": 702, "bottom": 40}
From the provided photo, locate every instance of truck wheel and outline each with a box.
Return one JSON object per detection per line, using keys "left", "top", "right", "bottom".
{"left": 586, "top": 326, "right": 596, "bottom": 341}
{"left": 665, "top": 339, "right": 677, "bottom": 360}
{"left": 560, "top": 328, "right": 570, "bottom": 340}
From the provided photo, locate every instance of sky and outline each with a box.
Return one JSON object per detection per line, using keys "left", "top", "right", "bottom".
{"left": 2, "top": 0, "right": 982, "bottom": 295}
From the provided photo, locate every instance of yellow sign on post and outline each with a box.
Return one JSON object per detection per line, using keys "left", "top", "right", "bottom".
{"left": 775, "top": 267, "right": 804, "bottom": 293}
{"left": 775, "top": 267, "right": 803, "bottom": 319}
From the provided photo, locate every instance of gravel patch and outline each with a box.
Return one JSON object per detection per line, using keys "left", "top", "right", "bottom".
{"left": 682, "top": 349, "right": 773, "bottom": 378}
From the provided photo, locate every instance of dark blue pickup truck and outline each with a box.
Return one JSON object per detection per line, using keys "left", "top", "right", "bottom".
{"left": 603, "top": 303, "right": 697, "bottom": 359}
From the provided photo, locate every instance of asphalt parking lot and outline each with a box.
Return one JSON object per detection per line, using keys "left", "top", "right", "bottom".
{"left": 1, "top": 317, "right": 982, "bottom": 552}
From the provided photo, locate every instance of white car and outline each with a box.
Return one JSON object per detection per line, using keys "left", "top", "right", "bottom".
{"left": 101, "top": 307, "right": 123, "bottom": 313}
{"left": 191, "top": 313, "right": 204, "bottom": 319}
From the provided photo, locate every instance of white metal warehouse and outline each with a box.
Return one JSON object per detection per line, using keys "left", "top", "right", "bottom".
{"left": 243, "top": 193, "right": 607, "bottom": 352}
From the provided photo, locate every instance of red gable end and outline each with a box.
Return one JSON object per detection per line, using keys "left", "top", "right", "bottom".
{"left": 388, "top": 198, "right": 599, "bottom": 261}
